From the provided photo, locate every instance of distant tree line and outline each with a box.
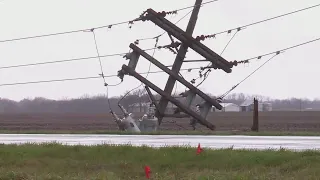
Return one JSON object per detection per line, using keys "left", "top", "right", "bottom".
{"left": 0, "top": 89, "right": 319, "bottom": 113}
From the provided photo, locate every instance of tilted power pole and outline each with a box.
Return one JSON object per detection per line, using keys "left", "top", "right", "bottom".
{"left": 117, "top": 0, "right": 236, "bottom": 131}
{"left": 156, "top": 0, "right": 203, "bottom": 124}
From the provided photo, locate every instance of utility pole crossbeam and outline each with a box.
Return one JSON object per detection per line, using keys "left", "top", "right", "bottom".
{"left": 142, "top": 9, "right": 233, "bottom": 73}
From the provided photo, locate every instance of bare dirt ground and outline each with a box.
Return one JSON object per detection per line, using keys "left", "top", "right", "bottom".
{"left": 0, "top": 111, "right": 320, "bottom": 132}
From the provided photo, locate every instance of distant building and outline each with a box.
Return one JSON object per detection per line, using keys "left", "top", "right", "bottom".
{"left": 212, "top": 103, "right": 240, "bottom": 112}
{"left": 128, "top": 102, "right": 151, "bottom": 113}
{"left": 240, "top": 100, "right": 255, "bottom": 112}
{"left": 128, "top": 102, "right": 177, "bottom": 113}
{"left": 302, "top": 108, "right": 320, "bottom": 111}
{"left": 262, "top": 102, "right": 273, "bottom": 111}
{"left": 240, "top": 100, "right": 272, "bottom": 112}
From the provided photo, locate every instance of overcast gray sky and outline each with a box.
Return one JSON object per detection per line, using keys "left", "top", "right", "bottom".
{"left": 0, "top": 0, "right": 319, "bottom": 101}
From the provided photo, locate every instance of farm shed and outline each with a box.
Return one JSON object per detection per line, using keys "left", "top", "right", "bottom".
{"left": 128, "top": 102, "right": 150, "bottom": 113}
{"left": 262, "top": 102, "right": 273, "bottom": 111}
{"left": 212, "top": 103, "right": 240, "bottom": 112}
{"left": 240, "top": 100, "right": 272, "bottom": 112}
{"left": 128, "top": 102, "right": 177, "bottom": 113}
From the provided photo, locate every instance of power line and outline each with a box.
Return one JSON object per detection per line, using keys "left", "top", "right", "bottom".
{"left": 1, "top": 2, "right": 316, "bottom": 67}
{"left": 217, "top": 37, "right": 320, "bottom": 99}
{"left": 0, "top": 35, "right": 207, "bottom": 70}
{"left": 219, "top": 54, "right": 279, "bottom": 99}
{"left": 237, "top": 37, "right": 320, "bottom": 63}
{"left": 0, "top": 21, "right": 134, "bottom": 44}
{"left": 91, "top": 30, "right": 106, "bottom": 82}
{"left": 175, "top": 0, "right": 219, "bottom": 12}
{"left": 196, "top": 3, "right": 320, "bottom": 41}
{"left": 185, "top": 36, "right": 320, "bottom": 99}
{"left": 0, "top": 68, "right": 200, "bottom": 87}
{"left": 0, "top": 47, "right": 157, "bottom": 70}
{"left": 0, "top": 0, "right": 218, "bottom": 44}
{"left": 152, "top": 0, "right": 219, "bottom": 15}
{"left": 186, "top": 36, "right": 320, "bottom": 65}
{"left": 89, "top": 29, "right": 122, "bottom": 112}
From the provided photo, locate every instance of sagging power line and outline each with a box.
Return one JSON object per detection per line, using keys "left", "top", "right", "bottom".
{"left": 0, "top": 46, "right": 164, "bottom": 70}
{"left": 0, "top": 68, "right": 200, "bottom": 87}
{"left": 2, "top": 35, "right": 319, "bottom": 90}
{"left": 0, "top": 0, "right": 218, "bottom": 44}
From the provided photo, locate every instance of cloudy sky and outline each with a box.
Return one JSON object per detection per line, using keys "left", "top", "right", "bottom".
{"left": 0, "top": 0, "right": 319, "bottom": 101}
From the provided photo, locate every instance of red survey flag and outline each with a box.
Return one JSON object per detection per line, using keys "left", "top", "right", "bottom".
{"left": 145, "top": 166, "right": 151, "bottom": 179}
{"left": 197, "top": 143, "right": 203, "bottom": 154}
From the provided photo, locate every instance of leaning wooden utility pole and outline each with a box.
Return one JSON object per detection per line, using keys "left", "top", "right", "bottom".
{"left": 156, "top": 0, "right": 202, "bottom": 125}
{"left": 117, "top": 0, "right": 236, "bottom": 131}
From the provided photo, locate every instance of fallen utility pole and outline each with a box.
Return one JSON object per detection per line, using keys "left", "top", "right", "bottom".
{"left": 117, "top": 0, "right": 235, "bottom": 131}
{"left": 156, "top": 0, "right": 204, "bottom": 125}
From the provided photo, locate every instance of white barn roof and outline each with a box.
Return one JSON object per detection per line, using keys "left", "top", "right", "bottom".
{"left": 240, "top": 100, "right": 253, "bottom": 107}
{"left": 220, "top": 103, "right": 238, "bottom": 107}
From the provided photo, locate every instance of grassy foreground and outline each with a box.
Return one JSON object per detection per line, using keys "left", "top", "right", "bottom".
{"left": 1, "top": 129, "right": 320, "bottom": 136}
{"left": 0, "top": 144, "right": 320, "bottom": 179}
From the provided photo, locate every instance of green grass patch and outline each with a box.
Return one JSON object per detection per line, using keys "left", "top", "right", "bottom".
{"left": 0, "top": 130, "right": 320, "bottom": 136}
{"left": 0, "top": 143, "right": 319, "bottom": 179}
